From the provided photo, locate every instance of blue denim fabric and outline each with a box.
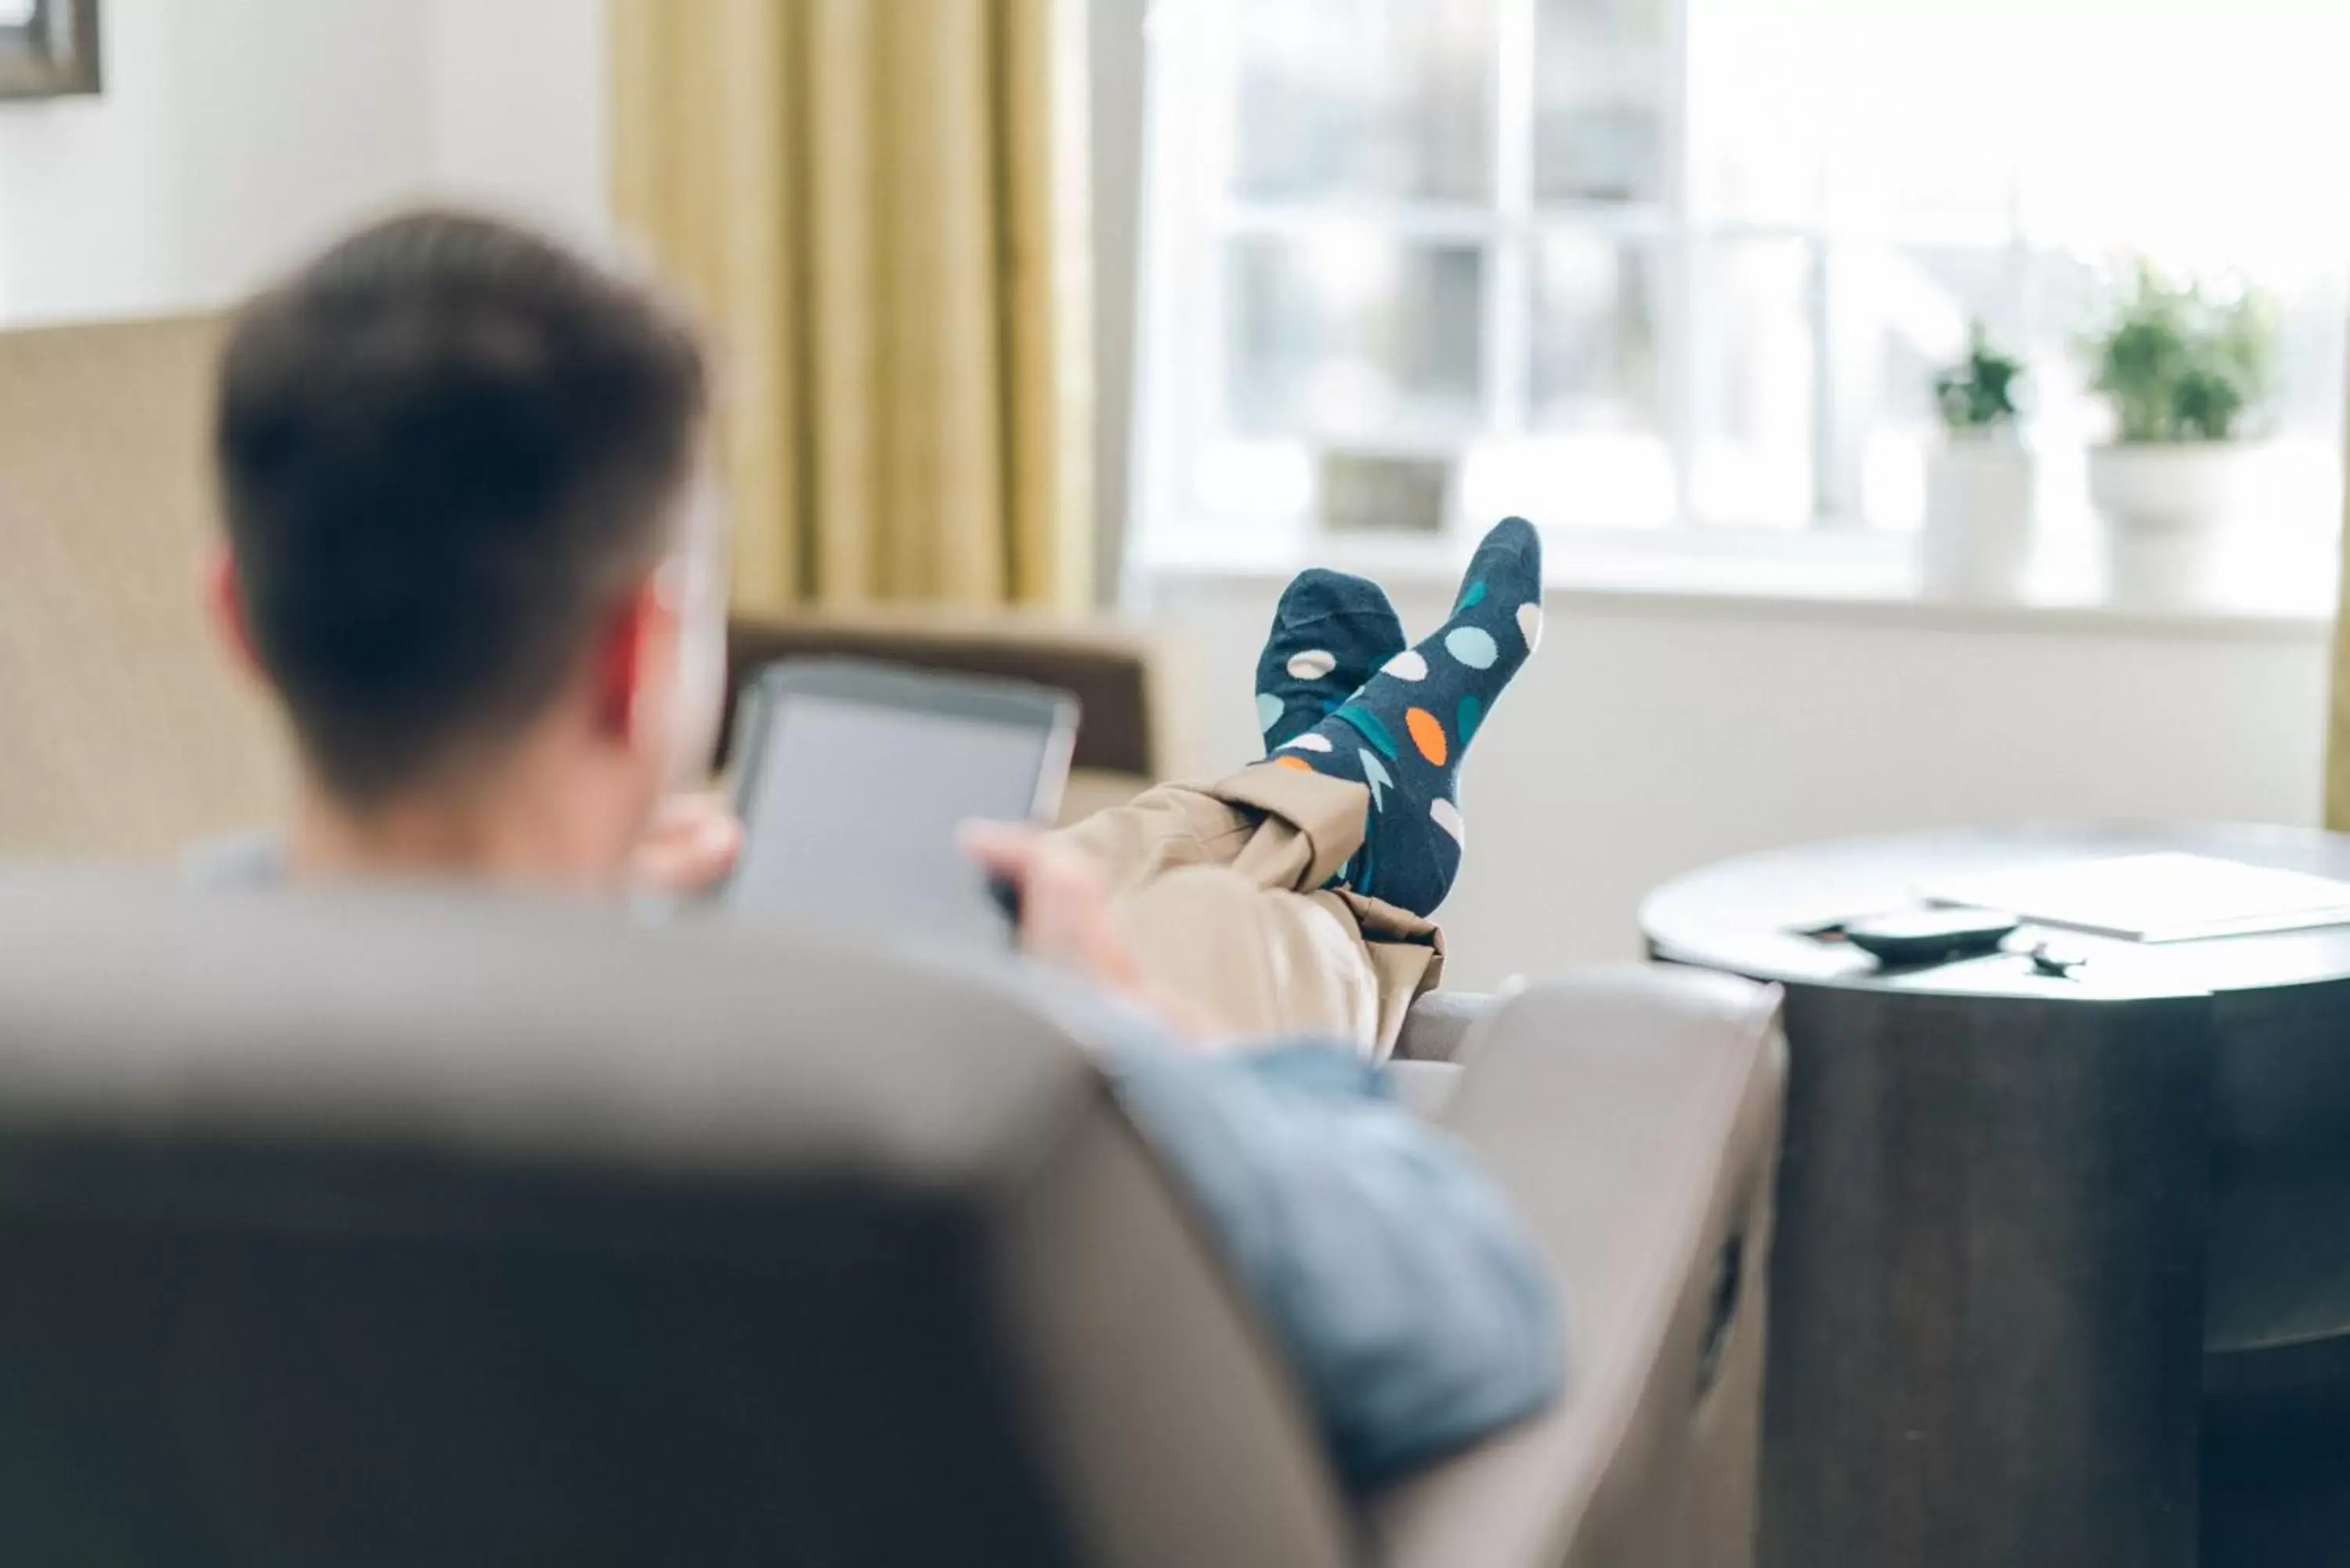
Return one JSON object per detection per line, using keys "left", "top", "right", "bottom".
{"left": 1101, "top": 1032, "right": 1564, "bottom": 1487}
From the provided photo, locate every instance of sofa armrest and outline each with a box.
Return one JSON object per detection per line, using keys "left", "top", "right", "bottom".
{"left": 1391, "top": 989, "right": 1493, "bottom": 1064}
{"left": 1369, "top": 965, "right": 1786, "bottom": 1568}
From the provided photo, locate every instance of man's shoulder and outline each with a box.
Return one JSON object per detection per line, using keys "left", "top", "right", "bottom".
{"left": 182, "top": 827, "right": 289, "bottom": 889}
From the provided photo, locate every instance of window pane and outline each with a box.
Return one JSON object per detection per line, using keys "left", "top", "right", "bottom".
{"left": 1690, "top": 1, "right": 2023, "bottom": 231}
{"left": 1532, "top": 236, "right": 1661, "bottom": 429}
{"left": 1689, "top": 239, "right": 1817, "bottom": 528}
{"left": 1836, "top": 244, "right": 2345, "bottom": 533}
{"left": 1849, "top": 245, "right": 2026, "bottom": 530}
{"left": 1535, "top": 0, "right": 1672, "bottom": 205}
{"left": 1527, "top": 237, "right": 1673, "bottom": 526}
{"left": 1234, "top": 0, "right": 1495, "bottom": 204}
{"left": 1684, "top": 0, "right": 1827, "bottom": 224}
{"left": 1225, "top": 238, "right": 1486, "bottom": 438}
{"left": 1690, "top": 0, "right": 2350, "bottom": 240}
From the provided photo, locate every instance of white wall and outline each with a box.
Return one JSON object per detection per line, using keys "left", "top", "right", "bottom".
{"left": 0, "top": 0, "right": 609, "bottom": 329}
{"left": 1148, "top": 574, "right": 2335, "bottom": 991}
{"left": 425, "top": 0, "right": 610, "bottom": 245}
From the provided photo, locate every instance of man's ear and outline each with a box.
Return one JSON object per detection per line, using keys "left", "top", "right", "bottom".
{"left": 590, "top": 576, "right": 680, "bottom": 746}
{"left": 203, "top": 547, "right": 266, "bottom": 682}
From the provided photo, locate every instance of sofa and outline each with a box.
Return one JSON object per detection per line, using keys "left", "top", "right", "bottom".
{"left": 0, "top": 316, "right": 295, "bottom": 860}
{"left": 0, "top": 871, "right": 1784, "bottom": 1566}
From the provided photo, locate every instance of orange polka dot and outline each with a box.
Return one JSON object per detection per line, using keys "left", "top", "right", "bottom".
{"left": 1273, "top": 754, "right": 1314, "bottom": 772}
{"left": 1405, "top": 707, "right": 1448, "bottom": 766}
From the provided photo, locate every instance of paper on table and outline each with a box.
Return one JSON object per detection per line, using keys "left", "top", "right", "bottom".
{"left": 1917, "top": 851, "right": 2350, "bottom": 944}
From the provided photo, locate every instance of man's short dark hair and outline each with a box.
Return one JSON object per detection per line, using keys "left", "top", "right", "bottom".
{"left": 217, "top": 209, "right": 709, "bottom": 806}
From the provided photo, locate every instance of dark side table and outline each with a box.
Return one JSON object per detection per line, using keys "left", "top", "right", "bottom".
{"left": 1641, "top": 826, "right": 2350, "bottom": 1568}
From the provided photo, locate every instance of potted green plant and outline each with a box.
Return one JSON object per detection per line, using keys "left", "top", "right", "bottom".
{"left": 2083, "top": 262, "right": 2276, "bottom": 555}
{"left": 1923, "top": 321, "right": 2034, "bottom": 599}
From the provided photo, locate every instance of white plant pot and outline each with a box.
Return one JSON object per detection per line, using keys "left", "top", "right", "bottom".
{"left": 2086, "top": 443, "right": 2254, "bottom": 605}
{"left": 1922, "top": 435, "right": 2035, "bottom": 601}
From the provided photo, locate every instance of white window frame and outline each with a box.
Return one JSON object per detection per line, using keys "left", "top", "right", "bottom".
{"left": 1136, "top": 0, "right": 2348, "bottom": 592}
{"left": 1142, "top": 0, "right": 1876, "bottom": 551}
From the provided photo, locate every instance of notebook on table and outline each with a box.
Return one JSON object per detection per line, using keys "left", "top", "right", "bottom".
{"left": 1917, "top": 851, "right": 2350, "bottom": 944}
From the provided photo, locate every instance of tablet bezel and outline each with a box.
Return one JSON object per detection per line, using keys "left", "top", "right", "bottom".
{"left": 721, "top": 658, "right": 1080, "bottom": 905}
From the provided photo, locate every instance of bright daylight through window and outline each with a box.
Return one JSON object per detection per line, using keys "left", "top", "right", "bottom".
{"left": 1137, "top": 0, "right": 2350, "bottom": 586}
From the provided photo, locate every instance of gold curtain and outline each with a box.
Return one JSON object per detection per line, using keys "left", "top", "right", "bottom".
{"left": 611, "top": 0, "right": 1093, "bottom": 616}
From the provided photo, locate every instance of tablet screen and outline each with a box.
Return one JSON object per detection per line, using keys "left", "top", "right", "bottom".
{"left": 728, "top": 692, "right": 1058, "bottom": 944}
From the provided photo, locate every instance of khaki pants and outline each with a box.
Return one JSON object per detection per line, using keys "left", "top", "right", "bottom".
{"left": 1054, "top": 764, "right": 1443, "bottom": 1058}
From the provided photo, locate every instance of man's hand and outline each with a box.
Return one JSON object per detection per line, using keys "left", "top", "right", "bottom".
{"left": 960, "top": 821, "right": 1216, "bottom": 1044}
{"left": 630, "top": 791, "right": 744, "bottom": 894}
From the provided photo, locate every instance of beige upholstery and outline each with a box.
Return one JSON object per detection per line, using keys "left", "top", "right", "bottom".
{"left": 0, "top": 871, "right": 1782, "bottom": 1566}
{"left": 1381, "top": 970, "right": 1786, "bottom": 1568}
{"left": 0, "top": 316, "right": 295, "bottom": 859}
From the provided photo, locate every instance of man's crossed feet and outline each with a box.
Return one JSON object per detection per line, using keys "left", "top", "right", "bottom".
{"left": 1254, "top": 518, "right": 1544, "bottom": 919}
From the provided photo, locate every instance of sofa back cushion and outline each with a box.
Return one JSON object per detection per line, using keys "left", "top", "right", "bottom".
{"left": 0, "top": 316, "right": 296, "bottom": 859}
{"left": 0, "top": 872, "right": 1352, "bottom": 1568}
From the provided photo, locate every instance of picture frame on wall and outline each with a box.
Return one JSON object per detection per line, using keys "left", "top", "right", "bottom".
{"left": 0, "top": 0, "right": 101, "bottom": 101}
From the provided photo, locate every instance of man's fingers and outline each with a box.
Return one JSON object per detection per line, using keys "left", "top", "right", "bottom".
{"left": 958, "top": 820, "right": 1043, "bottom": 881}
{"left": 669, "top": 812, "right": 743, "bottom": 880}
{"left": 965, "top": 824, "right": 1108, "bottom": 916}
{"left": 632, "top": 795, "right": 745, "bottom": 893}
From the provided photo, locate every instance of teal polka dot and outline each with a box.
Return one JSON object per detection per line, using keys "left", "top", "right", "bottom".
{"left": 1256, "top": 692, "right": 1285, "bottom": 734}
{"left": 1457, "top": 693, "right": 1483, "bottom": 742}
{"left": 1336, "top": 706, "right": 1400, "bottom": 760}
{"left": 1444, "top": 626, "right": 1499, "bottom": 670}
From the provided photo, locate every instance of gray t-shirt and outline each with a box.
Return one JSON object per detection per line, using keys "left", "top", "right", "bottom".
{"left": 181, "top": 827, "right": 290, "bottom": 889}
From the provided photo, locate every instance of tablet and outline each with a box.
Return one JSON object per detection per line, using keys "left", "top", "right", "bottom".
{"left": 721, "top": 659, "right": 1079, "bottom": 945}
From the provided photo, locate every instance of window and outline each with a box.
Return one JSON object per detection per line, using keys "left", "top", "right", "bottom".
{"left": 1139, "top": 0, "right": 2350, "bottom": 550}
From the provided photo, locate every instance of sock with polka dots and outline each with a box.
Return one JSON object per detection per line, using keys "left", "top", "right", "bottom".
{"left": 1254, "top": 569, "right": 1408, "bottom": 754}
{"left": 1266, "top": 517, "right": 1543, "bottom": 917}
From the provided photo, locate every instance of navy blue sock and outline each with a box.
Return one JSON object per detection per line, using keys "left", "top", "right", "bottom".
{"left": 1254, "top": 569, "right": 1407, "bottom": 753}
{"left": 1268, "top": 518, "right": 1544, "bottom": 916}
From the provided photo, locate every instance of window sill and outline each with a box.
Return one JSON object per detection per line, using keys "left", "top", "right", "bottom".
{"left": 1133, "top": 520, "right": 2341, "bottom": 642}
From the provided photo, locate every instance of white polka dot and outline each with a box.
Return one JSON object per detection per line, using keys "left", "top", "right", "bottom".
{"left": 1282, "top": 732, "right": 1334, "bottom": 753}
{"left": 1256, "top": 692, "right": 1285, "bottom": 734}
{"left": 1517, "top": 602, "right": 1543, "bottom": 652}
{"left": 1382, "top": 649, "right": 1428, "bottom": 681}
{"left": 1286, "top": 649, "right": 1337, "bottom": 681}
{"left": 1430, "top": 797, "right": 1466, "bottom": 845}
